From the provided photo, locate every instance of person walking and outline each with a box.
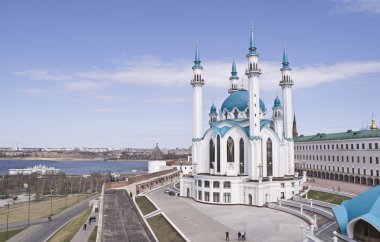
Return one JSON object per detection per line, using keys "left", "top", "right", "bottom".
{"left": 225, "top": 231, "right": 229, "bottom": 241}
{"left": 238, "top": 231, "right": 241, "bottom": 240}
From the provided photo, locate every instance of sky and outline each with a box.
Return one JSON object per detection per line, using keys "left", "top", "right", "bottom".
{"left": 0, "top": 0, "right": 380, "bottom": 148}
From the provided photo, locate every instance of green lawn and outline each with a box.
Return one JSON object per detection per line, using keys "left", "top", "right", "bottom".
{"left": 304, "top": 190, "right": 349, "bottom": 205}
{"left": 147, "top": 214, "right": 185, "bottom": 242}
{"left": 135, "top": 196, "right": 157, "bottom": 215}
{"left": 88, "top": 225, "right": 98, "bottom": 242}
{"left": 48, "top": 206, "right": 93, "bottom": 242}
{"left": 0, "top": 227, "right": 25, "bottom": 242}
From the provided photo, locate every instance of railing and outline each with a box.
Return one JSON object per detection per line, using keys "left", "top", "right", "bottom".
{"left": 293, "top": 196, "right": 335, "bottom": 209}
{"left": 280, "top": 199, "right": 334, "bottom": 220}
{"left": 268, "top": 203, "right": 313, "bottom": 224}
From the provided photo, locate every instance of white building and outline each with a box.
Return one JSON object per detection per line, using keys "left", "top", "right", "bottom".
{"left": 172, "top": 157, "right": 193, "bottom": 175}
{"left": 295, "top": 117, "right": 380, "bottom": 186}
{"left": 180, "top": 28, "right": 305, "bottom": 206}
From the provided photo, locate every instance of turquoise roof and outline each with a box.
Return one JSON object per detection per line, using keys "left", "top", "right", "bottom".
{"left": 294, "top": 129, "right": 380, "bottom": 142}
{"left": 194, "top": 44, "right": 201, "bottom": 67}
{"left": 231, "top": 59, "right": 238, "bottom": 79}
{"left": 282, "top": 47, "right": 290, "bottom": 69}
{"left": 332, "top": 186, "right": 380, "bottom": 236}
{"left": 249, "top": 30, "right": 257, "bottom": 55}
{"left": 210, "top": 103, "right": 217, "bottom": 115}
{"left": 273, "top": 96, "right": 281, "bottom": 108}
{"left": 205, "top": 119, "right": 272, "bottom": 139}
{"left": 220, "top": 89, "right": 266, "bottom": 113}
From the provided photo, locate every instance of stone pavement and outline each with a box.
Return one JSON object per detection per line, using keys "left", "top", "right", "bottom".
{"left": 147, "top": 184, "right": 308, "bottom": 242}
{"left": 102, "top": 189, "right": 154, "bottom": 242}
{"left": 71, "top": 202, "right": 99, "bottom": 242}
{"left": 306, "top": 178, "right": 370, "bottom": 195}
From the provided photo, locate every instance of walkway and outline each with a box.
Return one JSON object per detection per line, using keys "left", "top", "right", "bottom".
{"left": 102, "top": 189, "right": 154, "bottom": 242}
{"left": 306, "top": 178, "right": 370, "bottom": 195}
{"left": 147, "top": 184, "right": 308, "bottom": 242}
{"left": 71, "top": 200, "right": 100, "bottom": 242}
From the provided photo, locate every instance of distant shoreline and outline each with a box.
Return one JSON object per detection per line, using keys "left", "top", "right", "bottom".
{"left": 0, "top": 158, "right": 148, "bottom": 162}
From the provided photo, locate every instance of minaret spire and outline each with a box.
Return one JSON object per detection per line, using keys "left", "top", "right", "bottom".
{"left": 229, "top": 59, "right": 239, "bottom": 93}
{"left": 249, "top": 22, "right": 257, "bottom": 54}
{"left": 282, "top": 44, "right": 290, "bottom": 69}
{"left": 194, "top": 41, "right": 201, "bottom": 67}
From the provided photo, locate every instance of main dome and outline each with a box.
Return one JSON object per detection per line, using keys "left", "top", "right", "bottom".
{"left": 221, "top": 89, "right": 266, "bottom": 113}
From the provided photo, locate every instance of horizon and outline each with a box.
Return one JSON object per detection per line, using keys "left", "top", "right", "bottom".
{"left": 1, "top": 0, "right": 380, "bottom": 148}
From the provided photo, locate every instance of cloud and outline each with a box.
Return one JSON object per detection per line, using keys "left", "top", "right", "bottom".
{"left": 88, "top": 108, "right": 129, "bottom": 113}
{"left": 88, "top": 94, "right": 125, "bottom": 102}
{"left": 23, "top": 88, "right": 49, "bottom": 96}
{"left": 64, "top": 80, "right": 105, "bottom": 92}
{"left": 16, "top": 56, "right": 380, "bottom": 93}
{"left": 144, "top": 97, "right": 192, "bottom": 104}
{"left": 16, "top": 69, "right": 71, "bottom": 82}
{"left": 330, "top": 0, "right": 380, "bottom": 14}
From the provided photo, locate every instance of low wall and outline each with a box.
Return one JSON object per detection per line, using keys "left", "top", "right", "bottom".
{"left": 293, "top": 196, "right": 335, "bottom": 209}
{"left": 104, "top": 168, "right": 178, "bottom": 189}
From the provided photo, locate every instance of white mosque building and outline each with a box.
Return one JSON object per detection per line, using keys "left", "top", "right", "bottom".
{"left": 180, "top": 28, "right": 306, "bottom": 206}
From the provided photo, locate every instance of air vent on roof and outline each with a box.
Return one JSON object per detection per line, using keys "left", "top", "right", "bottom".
{"left": 347, "top": 129, "right": 352, "bottom": 133}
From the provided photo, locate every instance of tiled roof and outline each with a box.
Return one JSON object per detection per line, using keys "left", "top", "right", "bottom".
{"left": 294, "top": 129, "right": 380, "bottom": 142}
{"left": 332, "top": 185, "right": 380, "bottom": 236}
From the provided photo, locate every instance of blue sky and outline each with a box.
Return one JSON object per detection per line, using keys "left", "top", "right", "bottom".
{"left": 1, "top": 0, "right": 380, "bottom": 148}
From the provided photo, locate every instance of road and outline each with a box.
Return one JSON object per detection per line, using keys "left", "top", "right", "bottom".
{"left": 0, "top": 194, "right": 99, "bottom": 242}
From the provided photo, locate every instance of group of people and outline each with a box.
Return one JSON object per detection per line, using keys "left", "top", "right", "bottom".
{"left": 83, "top": 216, "right": 96, "bottom": 230}
{"left": 225, "top": 231, "right": 247, "bottom": 241}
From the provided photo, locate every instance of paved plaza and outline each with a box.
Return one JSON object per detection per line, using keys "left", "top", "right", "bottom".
{"left": 147, "top": 184, "right": 308, "bottom": 242}
{"left": 306, "top": 178, "right": 371, "bottom": 195}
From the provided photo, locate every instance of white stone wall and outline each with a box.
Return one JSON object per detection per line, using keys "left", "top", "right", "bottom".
{"left": 295, "top": 137, "right": 380, "bottom": 183}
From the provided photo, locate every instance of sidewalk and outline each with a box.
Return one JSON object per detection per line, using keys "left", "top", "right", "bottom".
{"left": 71, "top": 200, "right": 100, "bottom": 242}
{"left": 306, "top": 178, "right": 370, "bottom": 195}
{"left": 6, "top": 225, "right": 42, "bottom": 242}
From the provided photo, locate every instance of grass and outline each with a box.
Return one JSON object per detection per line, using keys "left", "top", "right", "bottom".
{"left": 303, "top": 190, "right": 349, "bottom": 205}
{"left": 88, "top": 225, "right": 98, "bottom": 242}
{"left": 147, "top": 214, "right": 185, "bottom": 242}
{"left": 0, "top": 194, "right": 94, "bottom": 225}
{"left": 0, "top": 227, "right": 25, "bottom": 242}
{"left": 135, "top": 196, "right": 157, "bottom": 215}
{"left": 47, "top": 205, "right": 93, "bottom": 242}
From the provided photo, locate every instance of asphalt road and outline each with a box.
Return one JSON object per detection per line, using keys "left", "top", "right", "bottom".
{"left": 0, "top": 194, "right": 99, "bottom": 242}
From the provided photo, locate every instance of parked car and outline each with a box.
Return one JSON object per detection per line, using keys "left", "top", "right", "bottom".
{"left": 164, "top": 190, "right": 170, "bottom": 194}
{"left": 168, "top": 191, "right": 175, "bottom": 196}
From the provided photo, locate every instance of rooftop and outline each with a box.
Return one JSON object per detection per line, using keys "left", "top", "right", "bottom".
{"left": 294, "top": 129, "right": 380, "bottom": 142}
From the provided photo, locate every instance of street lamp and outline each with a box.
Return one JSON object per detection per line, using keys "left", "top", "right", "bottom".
{"left": 50, "top": 189, "right": 54, "bottom": 217}
{"left": 23, "top": 183, "right": 31, "bottom": 227}
{"left": 6, "top": 201, "right": 10, "bottom": 239}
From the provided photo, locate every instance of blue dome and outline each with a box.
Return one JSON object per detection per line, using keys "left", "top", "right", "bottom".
{"left": 210, "top": 103, "right": 217, "bottom": 115}
{"left": 221, "top": 89, "right": 266, "bottom": 113}
{"left": 274, "top": 96, "right": 281, "bottom": 108}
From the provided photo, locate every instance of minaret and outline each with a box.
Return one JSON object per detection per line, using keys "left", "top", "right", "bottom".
{"left": 228, "top": 59, "right": 239, "bottom": 93}
{"left": 272, "top": 96, "right": 283, "bottom": 138}
{"left": 292, "top": 114, "right": 298, "bottom": 137}
{"left": 209, "top": 102, "right": 218, "bottom": 126}
{"left": 279, "top": 46, "right": 294, "bottom": 139}
{"left": 245, "top": 24, "right": 261, "bottom": 138}
{"left": 191, "top": 43, "right": 204, "bottom": 139}
{"left": 370, "top": 114, "right": 378, "bottom": 130}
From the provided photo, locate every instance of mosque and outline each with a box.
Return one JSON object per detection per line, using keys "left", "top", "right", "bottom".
{"left": 180, "top": 27, "right": 306, "bottom": 206}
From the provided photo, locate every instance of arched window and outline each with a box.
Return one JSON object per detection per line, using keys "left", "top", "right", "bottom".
{"left": 224, "top": 111, "right": 228, "bottom": 119}
{"left": 217, "top": 136, "right": 220, "bottom": 172}
{"left": 267, "top": 139, "right": 273, "bottom": 177}
{"left": 240, "top": 138, "right": 244, "bottom": 174}
{"left": 209, "top": 139, "right": 215, "bottom": 169}
{"left": 227, "top": 137, "right": 234, "bottom": 163}
{"left": 233, "top": 109, "right": 238, "bottom": 119}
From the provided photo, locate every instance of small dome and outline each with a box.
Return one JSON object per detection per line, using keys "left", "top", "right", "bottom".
{"left": 221, "top": 89, "right": 266, "bottom": 113}
{"left": 210, "top": 103, "right": 217, "bottom": 115}
{"left": 274, "top": 96, "right": 281, "bottom": 108}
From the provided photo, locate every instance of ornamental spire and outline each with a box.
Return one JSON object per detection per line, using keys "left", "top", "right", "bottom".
{"left": 282, "top": 44, "right": 290, "bottom": 69}
{"left": 194, "top": 41, "right": 201, "bottom": 67}
{"left": 231, "top": 59, "right": 237, "bottom": 78}
{"left": 248, "top": 22, "right": 257, "bottom": 54}
{"left": 370, "top": 113, "right": 378, "bottom": 130}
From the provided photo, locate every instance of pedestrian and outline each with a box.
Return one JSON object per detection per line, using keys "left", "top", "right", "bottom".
{"left": 89, "top": 217, "right": 91, "bottom": 225}
{"left": 242, "top": 232, "right": 246, "bottom": 241}
{"left": 83, "top": 224, "right": 87, "bottom": 230}
{"left": 48, "top": 216, "right": 51, "bottom": 221}
{"left": 338, "top": 186, "right": 340, "bottom": 192}
{"left": 238, "top": 231, "right": 241, "bottom": 241}
{"left": 225, "top": 231, "right": 229, "bottom": 241}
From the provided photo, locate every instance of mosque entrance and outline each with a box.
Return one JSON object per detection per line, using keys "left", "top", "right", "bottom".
{"left": 248, "top": 194, "right": 252, "bottom": 205}
{"left": 354, "top": 219, "right": 380, "bottom": 242}
{"left": 186, "top": 188, "right": 190, "bottom": 197}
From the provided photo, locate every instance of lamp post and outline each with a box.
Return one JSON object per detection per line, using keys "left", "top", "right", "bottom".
{"left": 66, "top": 184, "right": 69, "bottom": 208}
{"left": 23, "top": 183, "right": 31, "bottom": 227}
{"left": 6, "top": 201, "right": 10, "bottom": 239}
{"left": 50, "top": 189, "right": 54, "bottom": 217}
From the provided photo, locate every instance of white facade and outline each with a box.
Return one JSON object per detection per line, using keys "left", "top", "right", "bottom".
{"left": 294, "top": 128, "right": 380, "bottom": 186}
{"left": 180, "top": 29, "right": 304, "bottom": 206}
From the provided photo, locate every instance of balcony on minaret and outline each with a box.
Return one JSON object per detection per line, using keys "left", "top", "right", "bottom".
{"left": 279, "top": 74, "right": 293, "bottom": 86}
{"left": 191, "top": 77, "right": 205, "bottom": 86}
